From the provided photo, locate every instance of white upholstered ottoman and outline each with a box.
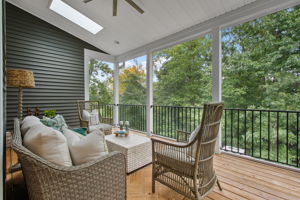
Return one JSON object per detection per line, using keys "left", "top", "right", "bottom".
{"left": 105, "top": 133, "right": 152, "bottom": 173}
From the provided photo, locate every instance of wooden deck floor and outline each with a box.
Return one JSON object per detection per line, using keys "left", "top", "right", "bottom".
{"left": 6, "top": 145, "right": 300, "bottom": 200}
{"left": 128, "top": 153, "right": 300, "bottom": 200}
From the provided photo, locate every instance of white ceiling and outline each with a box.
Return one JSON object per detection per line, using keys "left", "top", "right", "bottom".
{"left": 8, "top": 0, "right": 258, "bottom": 56}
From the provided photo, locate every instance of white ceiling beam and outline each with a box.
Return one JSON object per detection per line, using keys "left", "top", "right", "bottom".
{"left": 116, "top": 0, "right": 300, "bottom": 62}
{"left": 84, "top": 49, "right": 116, "bottom": 63}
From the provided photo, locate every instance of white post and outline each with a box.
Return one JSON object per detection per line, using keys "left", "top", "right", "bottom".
{"left": 113, "top": 61, "right": 120, "bottom": 126}
{"left": 146, "top": 51, "right": 153, "bottom": 136}
{"left": 84, "top": 52, "right": 90, "bottom": 101}
{"left": 212, "top": 27, "right": 222, "bottom": 154}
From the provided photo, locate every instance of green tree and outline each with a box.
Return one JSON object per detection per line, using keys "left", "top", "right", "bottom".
{"left": 89, "top": 59, "right": 113, "bottom": 104}
{"left": 119, "top": 62, "right": 146, "bottom": 104}
{"left": 153, "top": 36, "right": 212, "bottom": 106}
{"left": 222, "top": 6, "right": 300, "bottom": 110}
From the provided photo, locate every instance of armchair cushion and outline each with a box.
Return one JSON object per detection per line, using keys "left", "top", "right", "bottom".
{"left": 189, "top": 125, "right": 201, "bottom": 142}
{"left": 23, "top": 124, "right": 72, "bottom": 166}
{"left": 63, "top": 128, "right": 108, "bottom": 165}
{"left": 156, "top": 147, "right": 194, "bottom": 176}
{"left": 90, "top": 123, "right": 112, "bottom": 132}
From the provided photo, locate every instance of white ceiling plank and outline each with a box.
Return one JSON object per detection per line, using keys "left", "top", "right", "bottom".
{"left": 7, "top": 0, "right": 300, "bottom": 57}
{"left": 116, "top": 0, "right": 300, "bottom": 61}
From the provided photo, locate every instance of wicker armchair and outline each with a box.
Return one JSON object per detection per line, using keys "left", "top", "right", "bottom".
{"left": 151, "top": 102, "right": 224, "bottom": 200}
{"left": 77, "top": 100, "right": 113, "bottom": 135}
{"left": 12, "top": 118, "right": 127, "bottom": 200}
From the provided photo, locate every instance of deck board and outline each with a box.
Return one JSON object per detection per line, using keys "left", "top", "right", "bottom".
{"left": 6, "top": 140, "right": 300, "bottom": 200}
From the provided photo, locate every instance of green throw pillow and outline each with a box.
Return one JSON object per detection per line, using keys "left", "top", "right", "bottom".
{"left": 41, "top": 114, "right": 68, "bottom": 131}
{"left": 71, "top": 128, "right": 87, "bottom": 136}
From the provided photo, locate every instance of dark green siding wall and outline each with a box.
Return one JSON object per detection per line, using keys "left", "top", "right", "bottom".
{"left": 6, "top": 3, "right": 104, "bottom": 129}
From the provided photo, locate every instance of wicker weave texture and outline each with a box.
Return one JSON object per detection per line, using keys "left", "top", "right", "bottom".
{"left": 105, "top": 134, "right": 152, "bottom": 173}
{"left": 152, "top": 102, "right": 224, "bottom": 200}
{"left": 12, "top": 118, "right": 127, "bottom": 200}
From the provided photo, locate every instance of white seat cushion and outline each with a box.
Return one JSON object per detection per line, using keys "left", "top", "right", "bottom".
{"left": 21, "top": 116, "right": 43, "bottom": 136}
{"left": 89, "top": 123, "right": 112, "bottom": 132}
{"left": 63, "top": 128, "right": 108, "bottom": 165}
{"left": 23, "top": 124, "right": 72, "bottom": 166}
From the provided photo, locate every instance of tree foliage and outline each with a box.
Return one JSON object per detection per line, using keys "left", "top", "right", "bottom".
{"left": 222, "top": 6, "right": 300, "bottom": 110}
{"left": 153, "top": 37, "right": 212, "bottom": 106}
{"left": 119, "top": 62, "right": 146, "bottom": 104}
{"left": 89, "top": 59, "right": 113, "bottom": 104}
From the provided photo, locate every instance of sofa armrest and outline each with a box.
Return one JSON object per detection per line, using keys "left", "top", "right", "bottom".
{"left": 18, "top": 151, "right": 126, "bottom": 200}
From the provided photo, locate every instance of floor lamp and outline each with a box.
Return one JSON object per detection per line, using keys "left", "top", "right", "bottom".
{"left": 6, "top": 69, "right": 35, "bottom": 120}
{"left": 6, "top": 69, "right": 35, "bottom": 173}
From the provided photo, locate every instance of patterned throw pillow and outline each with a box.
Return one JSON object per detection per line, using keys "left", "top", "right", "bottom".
{"left": 41, "top": 114, "right": 68, "bottom": 131}
{"left": 90, "top": 109, "right": 100, "bottom": 125}
{"left": 82, "top": 109, "right": 100, "bottom": 125}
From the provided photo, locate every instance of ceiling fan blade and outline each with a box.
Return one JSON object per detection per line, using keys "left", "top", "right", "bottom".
{"left": 83, "top": 0, "right": 93, "bottom": 3}
{"left": 124, "top": 0, "right": 144, "bottom": 14}
{"left": 113, "top": 0, "right": 118, "bottom": 16}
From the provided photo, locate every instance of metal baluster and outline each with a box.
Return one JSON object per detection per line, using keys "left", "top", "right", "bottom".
{"left": 268, "top": 111, "right": 270, "bottom": 160}
{"left": 244, "top": 110, "right": 247, "bottom": 155}
{"left": 286, "top": 112, "right": 289, "bottom": 164}
{"left": 181, "top": 107, "right": 184, "bottom": 132}
{"left": 158, "top": 106, "right": 161, "bottom": 135}
{"left": 297, "top": 112, "right": 299, "bottom": 168}
{"left": 231, "top": 110, "right": 233, "bottom": 153}
{"left": 185, "top": 107, "right": 187, "bottom": 132}
{"left": 260, "top": 111, "right": 262, "bottom": 158}
{"left": 167, "top": 106, "right": 169, "bottom": 138}
{"left": 277, "top": 112, "right": 279, "bottom": 162}
{"left": 190, "top": 107, "right": 192, "bottom": 133}
{"left": 193, "top": 108, "right": 196, "bottom": 130}
{"left": 225, "top": 109, "right": 227, "bottom": 151}
{"left": 251, "top": 111, "right": 254, "bottom": 157}
{"left": 237, "top": 110, "right": 240, "bottom": 153}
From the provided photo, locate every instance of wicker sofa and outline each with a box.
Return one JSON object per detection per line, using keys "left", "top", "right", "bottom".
{"left": 12, "top": 118, "right": 127, "bottom": 200}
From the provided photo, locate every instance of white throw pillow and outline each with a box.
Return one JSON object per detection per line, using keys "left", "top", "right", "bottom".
{"left": 23, "top": 124, "right": 72, "bottom": 167}
{"left": 82, "top": 110, "right": 90, "bottom": 122}
{"left": 21, "top": 116, "right": 43, "bottom": 136}
{"left": 63, "top": 127, "right": 108, "bottom": 165}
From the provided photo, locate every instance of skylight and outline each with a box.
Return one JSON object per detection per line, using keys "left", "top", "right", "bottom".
{"left": 50, "top": 0, "right": 103, "bottom": 34}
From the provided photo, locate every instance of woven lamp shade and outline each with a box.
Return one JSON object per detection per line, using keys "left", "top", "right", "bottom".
{"left": 6, "top": 69, "right": 35, "bottom": 88}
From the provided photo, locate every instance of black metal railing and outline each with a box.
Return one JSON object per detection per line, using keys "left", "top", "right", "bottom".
{"left": 119, "top": 104, "right": 146, "bottom": 132}
{"left": 153, "top": 105, "right": 202, "bottom": 139}
{"left": 99, "top": 104, "right": 114, "bottom": 125}
{"left": 222, "top": 108, "right": 300, "bottom": 168}
{"left": 99, "top": 103, "right": 299, "bottom": 168}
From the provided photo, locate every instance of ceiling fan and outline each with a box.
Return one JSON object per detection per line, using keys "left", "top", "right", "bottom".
{"left": 83, "top": 0, "right": 144, "bottom": 16}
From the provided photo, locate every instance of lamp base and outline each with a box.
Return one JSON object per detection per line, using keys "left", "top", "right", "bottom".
{"left": 18, "top": 87, "right": 23, "bottom": 120}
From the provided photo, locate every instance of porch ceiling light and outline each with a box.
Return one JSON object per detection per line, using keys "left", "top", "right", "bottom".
{"left": 50, "top": 0, "right": 103, "bottom": 34}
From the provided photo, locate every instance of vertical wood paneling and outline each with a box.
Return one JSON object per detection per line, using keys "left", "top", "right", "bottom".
{"left": 5, "top": 3, "right": 104, "bottom": 129}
